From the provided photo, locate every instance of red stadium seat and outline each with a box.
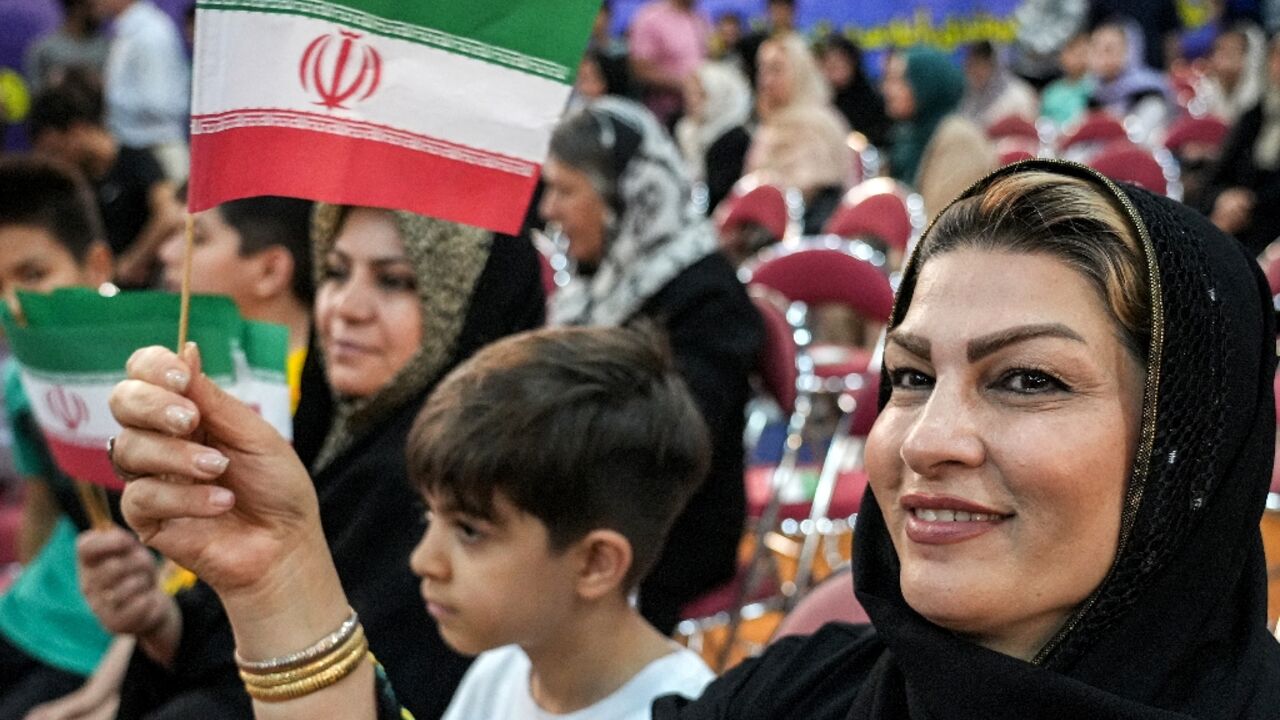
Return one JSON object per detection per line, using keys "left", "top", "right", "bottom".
{"left": 987, "top": 114, "right": 1039, "bottom": 142}
{"left": 1164, "top": 115, "right": 1230, "bottom": 155}
{"left": 822, "top": 192, "right": 913, "bottom": 252}
{"left": 1089, "top": 141, "right": 1168, "bottom": 196}
{"left": 771, "top": 568, "right": 870, "bottom": 641}
{"left": 717, "top": 184, "right": 789, "bottom": 243}
{"left": 1059, "top": 111, "right": 1128, "bottom": 152}
{"left": 747, "top": 248, "right": 895, "bottom": 323}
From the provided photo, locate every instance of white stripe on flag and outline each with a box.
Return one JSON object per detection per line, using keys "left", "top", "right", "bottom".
{"left": 21, "top": 371, "right": 122, "bottom": 447}
{"left": 192, "top": 9, "right": 571, "bottom": 164}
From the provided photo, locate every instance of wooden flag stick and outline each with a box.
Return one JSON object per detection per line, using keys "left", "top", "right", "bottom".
{"left": 177, "top": 213, "right": 195, "bottom": 352}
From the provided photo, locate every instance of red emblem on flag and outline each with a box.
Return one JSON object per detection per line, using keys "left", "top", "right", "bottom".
{"left": 299, "top": 30, "right": 383, "bottom": 110}
{"left": 46, "top": 386, "right": 89, "bottom": 431}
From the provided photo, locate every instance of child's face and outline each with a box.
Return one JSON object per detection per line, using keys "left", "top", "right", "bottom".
{"left": 410, "top": 492, "right": 583, "bottom": 656}
{"left": 1059, "top": 36, "right": 1089, "bottom": 79}
{"left": 158, "top": 207, "right": 266, "bottom": 310}
{"left": 0, "top": 225, "right": 99, "bottom": 313}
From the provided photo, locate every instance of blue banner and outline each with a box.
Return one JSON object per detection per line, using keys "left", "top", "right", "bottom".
{"left": 610, "top": 0, "right": 1021, "bottom": 50}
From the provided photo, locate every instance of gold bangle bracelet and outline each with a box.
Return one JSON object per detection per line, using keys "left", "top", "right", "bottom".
{"left": 240, "top": 626, "right": 366, "bottom": 689}
{"left": 244, "top": 643, "right": 371, "bottom": 703}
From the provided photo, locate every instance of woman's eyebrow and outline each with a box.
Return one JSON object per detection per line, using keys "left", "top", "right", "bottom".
{"left": 886, "top": 330, "right": 930, "bottom": 360}
{"left": 966, "top": 323, "right": 1086, "bottom": 362}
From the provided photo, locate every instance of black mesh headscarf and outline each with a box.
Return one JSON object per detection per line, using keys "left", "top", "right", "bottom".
{"left": 849, "top": 160, "right": 1280, "bottom": 718}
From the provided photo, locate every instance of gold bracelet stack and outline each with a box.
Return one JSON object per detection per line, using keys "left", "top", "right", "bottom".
{"left": 235, "top": 609, "right": 372, "bottom": 703}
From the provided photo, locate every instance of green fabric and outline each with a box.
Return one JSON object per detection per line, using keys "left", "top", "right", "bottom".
{"left": 0, "top": 361, "right": 112, "bottom": 676}
{"left": 196, "top": 0, "right": 599, "bottom": 82}
{"left": 888, "top": 47, "right": 964, "bottom": 186}
{"left": 1040, "top": 77, "right": 1095, "bottom": 128}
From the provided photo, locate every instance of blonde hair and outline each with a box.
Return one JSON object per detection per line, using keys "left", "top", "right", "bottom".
{"left": 917, "top": 170, "right": 1150, "bottom": 359}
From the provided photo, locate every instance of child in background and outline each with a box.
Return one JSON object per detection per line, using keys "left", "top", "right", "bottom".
{"left": 1041, "top": 32, "right": 1095, "bottom": 129}
{"left": 413, "top": 326, "right": 716, "bottom": 719}
{"left": 0, "top": 155, "right": 118, "bottom": 716}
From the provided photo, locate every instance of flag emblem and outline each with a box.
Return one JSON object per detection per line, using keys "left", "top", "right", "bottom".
{"left": 300, "top": 30, "right": 382, "bottom": 110}
{"left": 46, "top": 386, "right": 89, "bottom": 431}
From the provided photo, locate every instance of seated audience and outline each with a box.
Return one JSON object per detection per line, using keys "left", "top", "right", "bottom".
{"left": 1204, "top": 34, "right": 1280, "bottom": 256}
{"left": 105, "top": 160, "right": 1280, "bottom": 719}
{"left": 675, "top": 61, "right": 752, "bottom": 214}
{"left": 959, "top": 40, "right": 1039, "bottom": 129}
{"left": 0, "top": 156, "right": 117, "bottom": 718}
{"left": 882, "top": 47, "right": 965, "bottom": 185}
{"left": 541, "top": 98, "right": 763, "bottom": 634}
{"left": 818, "top": 35, "right": 891, "bottom": 148}
{"left": 745, "top": 103, "right": 854, "bottom": 233}
{"left": 27, "top": 80, "right": 179, "bottom": 288}
{"left": 1089, "top": 19, "right": 1172, "bottom": 142}
{"left": 1196, "top": 22, "right": 1266, "bottom": 123}
{"left": 1040, "top": 31, "right": 1095, "bottom": 128}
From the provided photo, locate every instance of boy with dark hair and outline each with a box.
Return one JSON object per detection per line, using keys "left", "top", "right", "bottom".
{"left": 28, "top": 79, "right": 178, "bottom": 287}
{"left": 0, "top": 155, "right": 119, "bottom": 716}
{"left": 407, "top": 325, "right": 715, "bottom": 719}
{"left": 156, "top": 195, "right": 314, "bottom": 404}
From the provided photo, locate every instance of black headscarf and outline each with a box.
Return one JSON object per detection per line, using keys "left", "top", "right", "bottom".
{"left": 655, "top": 160, "right": 1280, "bottom": 719}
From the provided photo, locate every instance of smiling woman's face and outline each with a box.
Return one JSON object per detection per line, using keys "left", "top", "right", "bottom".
{"left": 866, "top": 248, "right": 1144, "bottom": 660}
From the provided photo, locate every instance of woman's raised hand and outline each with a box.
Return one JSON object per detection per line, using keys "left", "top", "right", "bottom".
{"left": 108, "top": 344, "right": 325, "bottom": 602}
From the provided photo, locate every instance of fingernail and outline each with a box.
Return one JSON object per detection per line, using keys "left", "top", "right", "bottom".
{"left": 194, "top": 452, "right": 229, "bottom": 474}
{"left": 165, "top": 406, "right": 195, "bottom": 433}
{"left": 209, "top": 487, "right": 234, "bottom": 508}
{"left": 164, "top": 368, "right": 190, "bottom": 391}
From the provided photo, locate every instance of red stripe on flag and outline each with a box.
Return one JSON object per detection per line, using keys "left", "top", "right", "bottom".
{"left": 44, "top": 434, "right": 124, "bottom": 491}
{"left": 188, "top": 124, "right": 539, "bottom": 235}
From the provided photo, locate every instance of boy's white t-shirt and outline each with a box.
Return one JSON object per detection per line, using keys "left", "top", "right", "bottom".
{"left": 440, "top": 644, "right": 714, "bottom": 720}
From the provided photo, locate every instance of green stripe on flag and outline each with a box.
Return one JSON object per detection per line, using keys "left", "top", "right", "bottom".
{"left": 197, "top": 0, "right": 599, "bottom": 82}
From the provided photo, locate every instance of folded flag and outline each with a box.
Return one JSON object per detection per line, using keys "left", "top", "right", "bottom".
{"left": 187, "top": 0, "right": 600, "bottom": 234}
{"left": 0, "top": 289, "right": 291, "bottom": 490}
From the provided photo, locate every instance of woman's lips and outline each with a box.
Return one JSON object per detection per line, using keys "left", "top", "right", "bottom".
{"left": 327, "top": 339, "right": 374, "bottom": 360}
{"left": 900, "top": 493, "right": 1011, "bottom": 545}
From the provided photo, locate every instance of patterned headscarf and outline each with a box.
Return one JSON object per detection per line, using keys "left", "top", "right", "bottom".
{"left": 549, "top": 97, "right": 719, "bottom": 328}
{"left": 308, "top": 205, "right": 492, "bottom": 472}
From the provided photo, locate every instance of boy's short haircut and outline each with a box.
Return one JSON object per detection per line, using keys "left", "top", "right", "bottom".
{"left": 218, "top": 197, "right": 316, "bottom": 304}
{"left": 407, "top": 324, "right": 711, "bottom": 587}
{"left": 27, "top": 79, "right": 103, "bottom": 139}
{"left": 0, "top": 155, "right": 105, "bottom": 261}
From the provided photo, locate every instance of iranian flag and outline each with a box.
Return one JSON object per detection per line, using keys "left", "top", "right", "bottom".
{"left": 187, "top": 0, "right": 600, "bottom": 234}
{"left": 0, "top": 290, "right": 291, "bottom": 491}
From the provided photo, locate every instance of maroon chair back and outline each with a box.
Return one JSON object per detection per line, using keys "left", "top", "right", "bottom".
{"left": 987, "top": 114, "right": 1039, "bottom": 142}
{"left": 749, "top": 290, "right": 798, "bottom": 415}
{"left": 1164, "top": 116, "right": 1229, "bottom": 155}
{"left": 999, "top": 148, "right": 1036, "bottom": 166}
{"left": 1059, "top": 111, "right": 1127, "bottom": 151}
{"left": 1089, "top": 141, "right": 1168, "bottom": 196}
{"left": 749, "top": 249, "right": 894, "bottom": 323}
{"left": 771, "top": 568, "right": 870, "bottom": 641}
{"left": 822, "top": 192, "right": 912, "bottom": 252}
{"left": 717, "top": 184, "right": 789, "bottom": 242}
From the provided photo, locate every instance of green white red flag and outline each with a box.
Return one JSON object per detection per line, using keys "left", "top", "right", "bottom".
{"left": 0, "top": 290, "right": 291, "bottom": 491}
{"left": 187, "top": 0, "right": 600, "bottom": 234}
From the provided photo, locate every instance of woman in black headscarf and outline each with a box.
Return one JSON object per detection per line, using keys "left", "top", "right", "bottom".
{"left": 650, "top": 159, "right": 1280, "bottom": 718}
{"left": 818, "top": 35, "right": 891, "bottom": 149}
{"left": 100, "top": 209, "right": 545, "bottom": 720}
